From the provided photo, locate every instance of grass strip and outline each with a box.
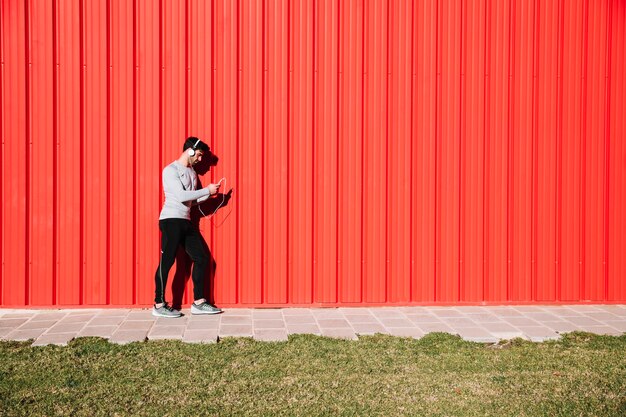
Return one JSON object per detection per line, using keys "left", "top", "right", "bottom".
{"left": 1, "top": 332, "right": 625, "bottom": 416}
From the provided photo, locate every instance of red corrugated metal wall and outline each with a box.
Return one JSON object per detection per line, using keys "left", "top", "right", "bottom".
{"left": 1, "top": 0, "right": 625, "bottom": 307}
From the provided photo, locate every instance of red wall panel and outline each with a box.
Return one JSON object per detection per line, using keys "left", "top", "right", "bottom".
{"left": 1, "top": 0, "right": 625, "bottom": 307}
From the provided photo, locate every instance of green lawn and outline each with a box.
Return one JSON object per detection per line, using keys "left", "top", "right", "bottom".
{"left": 1, "top": 332, "right": 625, "bottom": 416}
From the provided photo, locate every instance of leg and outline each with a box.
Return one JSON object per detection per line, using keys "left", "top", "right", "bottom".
{"left": 154, "top": 219, "right": 185, "bottom": 304}
{"left": 182, "top": 225, "right": 210, "bottom": 301}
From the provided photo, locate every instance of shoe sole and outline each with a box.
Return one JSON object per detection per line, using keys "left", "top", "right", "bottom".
{"left": 190, "top": 308, "right": 223, "bottom": 315}
{"left": 152, "top": 310, "right": 182, "bottom": 318}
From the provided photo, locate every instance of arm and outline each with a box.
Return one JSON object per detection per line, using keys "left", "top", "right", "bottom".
{"left": 163, "top": 166, "right": 212, "bottom": 203}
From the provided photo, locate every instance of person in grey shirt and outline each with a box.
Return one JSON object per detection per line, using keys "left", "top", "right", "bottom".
{"left": 153, "top": 137, "right": 223, "bottom": 317}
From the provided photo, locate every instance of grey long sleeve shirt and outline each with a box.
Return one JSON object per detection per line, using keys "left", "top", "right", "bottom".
{"left": 159, "top": 161, "right": 211, "bottom": 220}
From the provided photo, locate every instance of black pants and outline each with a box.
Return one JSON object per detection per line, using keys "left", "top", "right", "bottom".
{"left": 154, "top": 218, "right": 209, "bottom": 304}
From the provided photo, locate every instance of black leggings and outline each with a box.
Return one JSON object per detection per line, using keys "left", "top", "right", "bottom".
{"left": 154, "top": 218, "right": 209, "bottom": 304}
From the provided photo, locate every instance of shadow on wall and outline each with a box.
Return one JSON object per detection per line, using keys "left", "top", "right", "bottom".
{"left": 170, "top": 150, "right": 234, "bottom": 309}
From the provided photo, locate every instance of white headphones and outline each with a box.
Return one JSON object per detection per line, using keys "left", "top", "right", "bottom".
{"left": 187, "top": 138, "right": 201, "bottom": 156}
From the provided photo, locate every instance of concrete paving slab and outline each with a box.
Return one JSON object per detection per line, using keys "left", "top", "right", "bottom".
{"left": 368, "top": 308, "right": 403, "bottom": 318}
{"left": 221, "top": 309, "right": 253, "bottom": 317}
{"left": 311, "top": 309, "right": 345, "bottom": 319}
{"left": 583, "top": 312, "right": 623, "bottom": 321}
{"left": 543, "top": 321, "right": 581, "bottom": 333}
{"left": 431, "top": 309, "right": 465, "bottom": 318}
{"left": 29, "top": 312, "right": 67, "bottom": 321}
{"left": 284, "top": 315, "right": 317, "bottom": 324}
{"left": 343, "top": 313, "right": 377, "bottom": 322}
{"left": 515, "top": 326, "right": 560, "bottom": 342}
{"left": 118, "top": 320, "right": 154, "bottom": 331}
{"left": 18, "top": 320, "right": 59, "bottom": 330}
{"left": 95, "top": 309, "right": 130, "bottom": 317}
{"left": 416, "top": 323, "right": 456, "bottom": 334}
{"left": 5, "top": 328, "right": 47, "bottom": 341}
{"left": 550, "top": 307, "right": 585, "bottom": 318}
{"left": 480, "top": 322, "right": 520, "bottom": 333}
{"left": 563, "top": 316, "right": 604, "bottom": 326}
{"left": 88, "top": 316, "right": 126, "bottom": 326}
{"left": 317, "top": 319, "right": 351, "bottom": 329}
{"left": 154, "top": 317, "right": 189, "bottom": 326}
{"left": 464, "top": 313, "right": 503, "bottom": 323}
{"left": 604, "top": 320, "right": 626, "bottom": 332}
{"left": 47, "top": 322, "right": 86, "bottom": 334}
{"left": 523, "top": 312, "right": 563, "bottom": 322}
{"left": 320, "top": 328, "right": 357, "bottom": 340}
{"left": 0, "top": 312, "right": 37, "bottom": 319}
{"left": 596, "top": 305, "right": 626, "bottom": 315}
{"left": 183, "top": 329, "right": 218, "bottom": 344}
{"left": 252, "top": 310, "right": 284, "bottom": 319}
{"left": 566, "top": 305, "right": 606, "bottom": 312}
{"left": 0, "top": 318, "right": 30, "bottom": 328}
{"left": 577, "top": 326, "right": 623, "bottom": 336}
{"left": 221, "top": 316, "right": 253, "bottom": 325}
{"left": 253, "top": 329, "right": 288, "bottom": 342}
{"left": 378, "top": 318, "right": 415, "bottom": 328}
{"left": 77, "top": 326, "right": 117, "bottom": 339}
{"left": 186, "top": 319, "right": 220, "bottom": 330}
{"left": 386, "top": 328, "right": 425, "bottom": 339}
{"left": 219, "top": 325, "right": 253, "bottom": 337}
{"left": 253, "top": 319, "right": 286, "bottom": 329}
{"left": 452, "top": 327, "right": 499, "bottom": 343}
{"left": 351, "top": 323, "right": 388, "bottom": 335}
{"left": 512, "top": 306, "right": 549, "bottom": 313}
{"left": 281, "top": 308, "right": 314, "bottom": 316}
{"left": 110, "top": 330, "right": 149, "bottom": 344}
{"left": 148, "top": 325, "right": 185, "bottom": 340}
{"left": 440, "top": 317, "right": 477, "bottom": 328}
{"left": 126, "top": 310, "right": 155, "bottom": 320}
{"left": 32, "top": 333, "right": 75, "bottom": 346}
{"left": 57, "top": 314, "right": 95, "bottom": 324}
{"left": 490, "top": 331, "right": 526, "bottom": 340}
{"left": 501, "top": 316, "right": 542, "bottom": 327}
{"left": 484, "top": 307, "right": 524, "bottom": 317}
{"left": 406, "top": 314, "right": 442, "bottom": 324}
{"left": 286, "top": 323, "right": 321, "bottom": 335}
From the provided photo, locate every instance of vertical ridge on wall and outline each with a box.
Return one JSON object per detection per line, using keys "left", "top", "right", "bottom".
{"left": 239, "top": 0, "right": 263, "bottom": 304}
{"left": 411, "top": 0, "right": 436, "bottom": 302}
{"left": 608, "top": 0, "right": 626, "bottom": 301}
{"left": 388, "top": 0, "right": 411, "bottom": 303}
{"left": 82, "top": 0, "right": 108, "bottom": 305}
{"left": 288, "top": 0, "right": 313, "bottom": 304}
{"left": 338, "top": 0, "right": 363, "bottom": 303}
{"left": 29, "top": 0, "right": 54, "bottom": 305}
{"left": 24, "top": 0, "right": 30, "bottom": 306}
{"left": 109, "top": 0, "right": 134, "bottom": 305}
{"left": 1, "top": 0, "right": 625, "bottom": 307}
{"left": 1, "top": 1, "right": 27, "bottom": 305}
{"left": 135, "top": 0, "right": 160, "bottom": 305}
{"left": 461, "top": 0, "right": 486, "bottom": 302}
{"left": 212, "top": 0, "right": 238, "bottom": 305}
{"left": 509, "top": 0, "right": 533, "bottom": 302}
{"left": 264, "top": 0, "right": 288, "bottom": 304}
{"left": 2, "top": 0, "right": 27, "bottom": 305}
{"left": 485, "top": 0, "right": 510, "bottom": 302}
{"left": 363, "top": 0, "right": 387, "bottom": 303}
{"left": 313, "top": 0, "right": 339, "bottom": 304}
{"left": 436, "top": 0, "right": 461, "bottom": 302}
{"left": 0, "top": 0, "right": 4, "bottom": 305}
{"left": 585, "top": 0, "right": 608, "bottom": 301}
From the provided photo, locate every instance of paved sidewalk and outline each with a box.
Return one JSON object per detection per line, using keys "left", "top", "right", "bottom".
{"left": 1, "top": 305, "right": 624, "bottom": 346}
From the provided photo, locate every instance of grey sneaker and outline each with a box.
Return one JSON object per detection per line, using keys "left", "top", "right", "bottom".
{"left": 152, "top": 302, "right": 183, "bottom": 318}
{"left": 191, "top": 302, "right": 223, "bottom": 315}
